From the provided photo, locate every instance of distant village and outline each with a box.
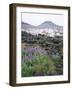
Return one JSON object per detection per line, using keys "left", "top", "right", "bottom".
{"left": 22, "top": 28, "right": 63, "bottom": 37}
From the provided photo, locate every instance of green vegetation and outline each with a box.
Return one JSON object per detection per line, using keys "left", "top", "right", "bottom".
{"left": 22, "top": 54, "right": 56, "bottom": 77}
{"left": 21, "top": 31, "right": 63, "bottom": 77}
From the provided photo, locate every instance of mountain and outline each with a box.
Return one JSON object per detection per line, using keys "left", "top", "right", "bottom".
{"left": 21, "top": 21, "right": 63, "bottom": 37}
{"left": 21, "top": 22, "right": 35, "bottom": 29}
{"left": 38, "top": 21, "right": 62, "bottom": 30}
{"left": 21, "top": 21, "right": 63, "bottom": 30}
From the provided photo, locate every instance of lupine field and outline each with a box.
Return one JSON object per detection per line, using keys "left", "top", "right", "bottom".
{"left": 21, "top": 31, "right": 63, "bottom": 77}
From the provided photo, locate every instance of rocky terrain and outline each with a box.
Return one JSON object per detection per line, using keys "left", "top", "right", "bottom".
{"left": 21, "top": 31, "right": 63, "bottom": 77}
{"left": 21, "top": 21, "right": 63, "bottom": 37}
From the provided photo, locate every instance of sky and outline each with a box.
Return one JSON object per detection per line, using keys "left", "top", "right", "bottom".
{"left": 22, "top": 12, "right": 64, "bottom": 26}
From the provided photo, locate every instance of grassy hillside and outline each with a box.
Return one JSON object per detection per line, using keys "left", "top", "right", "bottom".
{"left": 21, "top": 31, "right": 63, "bottom": 77}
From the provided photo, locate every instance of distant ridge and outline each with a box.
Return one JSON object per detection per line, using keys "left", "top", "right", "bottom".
{"left": 21, "top": 22, "right": 35, "bottom": 29}
{"left": 21, "top": 21, "right": 63, "bottom": 37}
{"left": 21, "top": 21, "right": 63, "bottom": 30}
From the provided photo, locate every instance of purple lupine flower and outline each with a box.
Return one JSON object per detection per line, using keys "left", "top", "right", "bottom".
{"left": 22, "top": 47, "right": 47, "bottom": 62}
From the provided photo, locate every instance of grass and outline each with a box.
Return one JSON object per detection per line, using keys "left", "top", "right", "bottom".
{"left": 21, "top": 47, "right": 62, "bottom": 77}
